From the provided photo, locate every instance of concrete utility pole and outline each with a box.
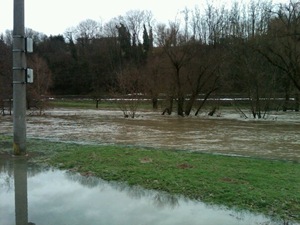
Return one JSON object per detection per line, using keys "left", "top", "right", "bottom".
{"left": 13, "top": 0, "right": 27, "bottom": 155}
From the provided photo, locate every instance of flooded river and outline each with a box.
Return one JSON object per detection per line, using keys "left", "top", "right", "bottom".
{"left": 1, "top": 108, "right": 299, "bottom": 161}
{"left": 0, "top": 158, "right": 295, "bottom": 225}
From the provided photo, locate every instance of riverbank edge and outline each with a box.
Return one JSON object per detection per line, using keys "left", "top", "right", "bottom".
{"left": 0, "top": 136, "right": 299, "bottom": 223}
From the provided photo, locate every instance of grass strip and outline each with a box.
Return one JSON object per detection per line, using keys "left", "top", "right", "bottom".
{"left": 48, "top": 99, "right": 153, "bottom": 110}
{"left": 1, "top": 136, "right": 299, "bottom": 222}
{"left": 48, "top": 99, "right": 108, "bottom": 109}
{"left": 48, "top": 144, "right": 300, "bottom": 223}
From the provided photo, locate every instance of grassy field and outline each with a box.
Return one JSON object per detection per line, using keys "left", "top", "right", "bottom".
{"left": 49, "top": 145, "right": 300, "bottom": 223}
{"left": 47, "top": 98, "right": 155, "bottom": 110}
{"left": 48, "top": 98, "right": 114, "bottom": 109}
{"left": 1, "top": 135, "right": 299, "bottom": 223}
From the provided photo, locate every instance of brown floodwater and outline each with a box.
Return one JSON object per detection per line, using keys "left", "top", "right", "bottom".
{"left": 1, "top": 108, "right": 299, "bottom": 161}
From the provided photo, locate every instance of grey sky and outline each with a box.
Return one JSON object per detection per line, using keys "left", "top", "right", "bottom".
{"left": 0, "top": 0, "right": 289, "bottom": 36}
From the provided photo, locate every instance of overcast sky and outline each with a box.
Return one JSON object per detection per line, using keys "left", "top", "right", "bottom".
{"left": 0, "top": 0, "right": 290, "bottom": 36}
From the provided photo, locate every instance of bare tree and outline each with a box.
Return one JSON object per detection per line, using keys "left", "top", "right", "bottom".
{"left": 142, "top": 50, "right": 169, "bottom": 110}
{"left": 190, "top": 5, "right": 208, "bottom": 43}
{"left": 256, "top": 1, "right": 300, "bottom": 110}
{"left": 3, "top": 30, "right": 13, "bottom": 46}
{"left": 117, "top": 10, "right": 154, "bottom": 45}
{"left": 112, "top": 67, "right": 144, "bottom": 118}
{"left": 184, "top": 44, "right": 222, "bottom": 116}
{"left": 27, "top": 54, "right": 52, "bottom": 115}
{"left": 264, "top": 1, "right": 300, "bottom": 90}
{"left": 25, "top": 28, "right": 47, "bottom": 45}
{"left": 205, "top": 3, "right": 228, "bottom": 45}
{"left": 246, "top": 0, "right": 273, "bottom": 39}
{"left": 156, "top": 22, "right": 197, "bottom": 116}
{"left": 67, "top": 19, "right": 103, "bottom": 46}
{"left": 0, "top": 38, "right": 12, "bottom": 115}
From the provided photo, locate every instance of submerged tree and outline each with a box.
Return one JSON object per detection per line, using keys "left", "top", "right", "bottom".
{"left": 112, "top": 67, "right": 145, "bottom": 118}
{"left": 156, "top": 22, "right": 197, "bottom": 116}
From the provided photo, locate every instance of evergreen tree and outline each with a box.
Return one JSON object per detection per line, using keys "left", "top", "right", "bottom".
{"left": 116, "top": 23, "right": 131, "bottom": 59}
{"left": 143, "top": 24, "right": 150, "bottom": 53}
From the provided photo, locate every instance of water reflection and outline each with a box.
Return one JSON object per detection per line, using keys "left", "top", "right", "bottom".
{"left": 14, "top": 158, "right": 29, "bottom": 225}
{"left": 66, "top": 171, "right": 179, "bottom": 209}
{"left": 0, "top": 158, "right": 35, "bottom": 225}
{"left": 0, "top": 158, "right": 298, "bottom": 225}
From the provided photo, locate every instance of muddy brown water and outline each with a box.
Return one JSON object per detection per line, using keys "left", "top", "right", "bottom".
{"left": 1, "top": 108, "right": 300, "bottom": 161}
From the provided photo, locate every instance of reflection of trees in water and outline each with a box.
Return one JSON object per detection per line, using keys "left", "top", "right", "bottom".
{"left": 66, "top": 171, "right": 179, "bottom": 209}
{"left": 0, "top": 158, "right": 51, "bottom": 191}
{"left": 66, "top": 171, "right": 102, "bottom": 188}
{"left": 0, "top": 160, "right": 287, "bottom": 225}
{"left": 1, "top": 159, "right": 50, "bottom": 175}
{"left": 0, "top": 159, "right": 15, "bottom": 191}
{"left": 66, "top": 172, "right": 288, "bottom": 224}
{"left": 0, "top": 158, "right": 14, "bottom": 174}
{"left": 112, "top": 182, "right": 179, "bottom": 209}
{"left": 152, "top": 193, "right": 179, "bottom": 209}
{"left": 0, "top": 172, "right": 13, "bottom": 191}
{"left": 2, "top": 158, "right": 180, "bottom": 209}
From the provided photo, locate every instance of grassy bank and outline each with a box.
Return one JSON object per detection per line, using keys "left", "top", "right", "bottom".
{"left": 48, "top": 99, "right": 114, "bottom": 109}
{"left": 1, "top": 136, "right": 299, "bottom": 223}
{"left": 48, "top": 98, "right": 155, "bottom": 110}
{"left": 50, "top": 144, "right": 299, "bottom": 223}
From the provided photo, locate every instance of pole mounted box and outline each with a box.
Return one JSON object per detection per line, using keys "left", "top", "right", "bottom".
{"left": 25, "top": 37, "right": 33, "bottom": 53}
{"left": 25, "top": 38, "right": 33, "bottom": 83}
{"left": 26, "top": 68, "right": 33, "bottom": 83}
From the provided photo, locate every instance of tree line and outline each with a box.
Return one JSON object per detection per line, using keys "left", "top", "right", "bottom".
{"left": 0, "top": 0, "right": 299, "bottom": 117}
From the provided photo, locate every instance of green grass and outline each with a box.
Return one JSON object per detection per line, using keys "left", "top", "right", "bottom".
{"left": 48, "top": 99, "right": 154, "bottom": 110}
{"left": 48, "top": 144, "right": 300, "bottom": 223}
{"left": 48, "top": 99, "right": 101, "bottom": 109}
{"left": 1, "top": 136, "right": 299, "bottom": 223}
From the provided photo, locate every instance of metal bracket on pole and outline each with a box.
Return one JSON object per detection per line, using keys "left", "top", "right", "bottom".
{"left": 12, "top": 35, "right": 33, "bottom": 53}
{"left": 13, "top": 35, "right": 24, "bottom": 38}
{"left": 13, "top": 67, "right": 25, "bottom": 70}
{"left": 13, "top": 81, "right": 26, "bottom": 84}
{"left": 13, "top": 49, "right": 25, "bottom": 52}
{"left": 13, "top": 67, "right": 25, "bottom": 84}
{"left": 12, "top": 35, "right": 24, "bottom": 53}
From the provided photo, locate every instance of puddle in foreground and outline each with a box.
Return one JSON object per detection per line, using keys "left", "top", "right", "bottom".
{"left": 0, "top": 158, "right": 296, "bottom": 225}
